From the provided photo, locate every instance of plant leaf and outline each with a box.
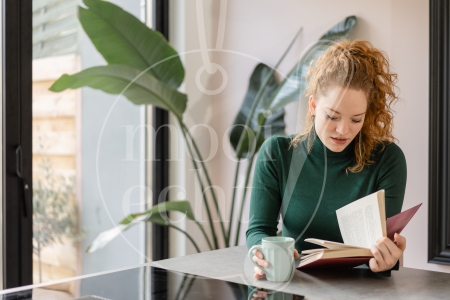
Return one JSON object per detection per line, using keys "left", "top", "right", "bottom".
{"left": 119, "top": 200, "right": 198, "bottom": 225}
{"left": 86, "top": 214, "right": 149, "bottom": 253}
{"left": 319, "top": 15, "right": 357, "bottom": 41}
{"left": 49, "top": 65, "right": 187, "bottom": 119}
{"left": 229, "top": 63, "right": 284, "bottom": 158}
{"left": 264, "top": 16, "right": 357, "bottom": 116}
{"left": 79, "top": 0, "right": 184, "bottom": 89}
{"left": 87, "top": 201, "right": 198, "bottom": 253}
{"left": 230, "top": 28, "right": 302, "bottom": 159}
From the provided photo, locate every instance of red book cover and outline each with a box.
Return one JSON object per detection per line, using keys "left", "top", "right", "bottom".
{"left": 386, "top": 203, "right": 422, "bottom": 240}
{"left": 297, "top": 203, "right": 422, "bottom": 269}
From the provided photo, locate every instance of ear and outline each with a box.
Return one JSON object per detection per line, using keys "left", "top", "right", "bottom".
{"left": 308, "top": 95, "right": 317, "bottom": 116}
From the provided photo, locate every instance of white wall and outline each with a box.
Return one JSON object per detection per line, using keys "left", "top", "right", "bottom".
{"left": 168, "top": 0, "right": 187, "bottom": 259}
{"left": 173, "top": 0, "right": 449, "bottom": 273}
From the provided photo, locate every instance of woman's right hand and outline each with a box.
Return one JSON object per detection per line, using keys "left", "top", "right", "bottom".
{"left": 252, "top": 249, "right": 268, "bottom": 279}
{"left": 252, "top": 249, "right": 299, "bottom": 279}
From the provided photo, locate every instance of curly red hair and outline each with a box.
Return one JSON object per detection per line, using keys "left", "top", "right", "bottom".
{"left": 290, "top": 39, "right": 399, "bottom": 173}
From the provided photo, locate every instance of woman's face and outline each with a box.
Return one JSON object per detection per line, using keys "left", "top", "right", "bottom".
{"left": 309, "top": 86, "right": 367, "bottom": 152}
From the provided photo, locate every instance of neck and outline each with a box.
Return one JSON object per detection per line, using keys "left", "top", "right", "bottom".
{"left": 309, "top": 132, "right": 355, "bottom": 162}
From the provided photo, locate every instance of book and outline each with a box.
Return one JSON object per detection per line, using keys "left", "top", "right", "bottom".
{"left": 297, "top": 190, "right": 422, "bottom": 269}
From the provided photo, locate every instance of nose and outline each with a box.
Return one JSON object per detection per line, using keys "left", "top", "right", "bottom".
{"left": 336, "top": 120, "right": 350, "bottom": 136}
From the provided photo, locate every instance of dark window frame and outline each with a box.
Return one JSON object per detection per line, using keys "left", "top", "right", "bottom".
{"left": 149, "top": 0, "right": 170, "bottom": 297}
{"left": 2, "top": 0, "right": 33, "bottom": 289}
{"left": 428, "top": 0, "right": 450, "bottom": 265}
{"left": 151, "top": 0, "right": 170, "bottom": 262}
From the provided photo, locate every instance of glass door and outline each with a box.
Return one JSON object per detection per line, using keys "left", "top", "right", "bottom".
{"left": 31, "top": 0, "right": 149, "bottom": 297}
{"left": 2, "top": 0, "right": 170, "bottom": 293}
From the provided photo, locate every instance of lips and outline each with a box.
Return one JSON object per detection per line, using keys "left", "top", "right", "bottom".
{"left": 331, "top": 137, "right": 348, "bottom": 145}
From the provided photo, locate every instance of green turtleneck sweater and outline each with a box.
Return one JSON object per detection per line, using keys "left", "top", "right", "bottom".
{"left": 246, "top": 134, "right": 407, "bottom": 252}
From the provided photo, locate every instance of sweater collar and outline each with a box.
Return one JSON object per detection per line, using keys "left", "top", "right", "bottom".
{"left": 309, "top": 130, "right": 356, "bottom": 162}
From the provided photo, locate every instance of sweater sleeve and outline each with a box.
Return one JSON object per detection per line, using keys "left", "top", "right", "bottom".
{"left": 370, "top": 143, "right": 407, "bottom": 275}
{"left": 245, "top": 137, "right": 283, "bottom": 249}
{"left": 375, "top": 143, "right": 407, "bottom": 217}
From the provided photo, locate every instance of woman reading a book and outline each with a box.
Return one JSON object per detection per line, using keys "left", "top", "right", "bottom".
{"left": 247, "top": 39, "right": 407, "bottom": 278}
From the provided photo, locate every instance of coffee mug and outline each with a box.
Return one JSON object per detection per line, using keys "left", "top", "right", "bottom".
{"left": 248, "top": 287, "right": 294, "bottom": 300}
{"left": 248, "top": 237, "right": 295, "bottom": 282}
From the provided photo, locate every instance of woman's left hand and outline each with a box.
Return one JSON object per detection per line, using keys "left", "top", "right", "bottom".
{"left": 369, "top": 233, "right": 406, "bottom": 272}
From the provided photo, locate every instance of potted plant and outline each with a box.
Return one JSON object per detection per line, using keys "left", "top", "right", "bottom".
{"left": 50, "top": 0, "right": 357, "bottom": 253}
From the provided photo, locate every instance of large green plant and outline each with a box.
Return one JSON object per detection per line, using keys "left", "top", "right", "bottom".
{"left": 51, "top": 0, "right": 356, "bottom": 253}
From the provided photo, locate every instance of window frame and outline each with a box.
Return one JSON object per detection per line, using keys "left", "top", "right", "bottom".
{"left": 428, "top": 0, "right": 450, "bottom": 265}
{"left": 151, "top": 0, "right": 170, "bottom": 262}
{"left": 0, "top": 0, "right": 173, "bottom": 290}
{"left": 2, "top": 0, "right": 33, "bottom": 289}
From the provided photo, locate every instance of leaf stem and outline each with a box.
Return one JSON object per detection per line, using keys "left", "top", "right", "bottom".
{"left": 195, "top": 221, "right": 213, "bottom": 251}
{"left": 226, "top": 159, "right": 241, "bottom": 246}
{"left": 234, "top": 129, "right": 261, "bottom": 246}
{"left": 175, "top": 275, "right": 189, "bottom": 300}
{"left": 178, "top": 120, "right": 219, "bottom": 249}
{"left": 183, "top": 275, "right": 197, "bottom": 298}
{"left": 234, "top": 27, "right": 302, "bottom": 158}
{"left": 181, "top": 122, "right": 229, "bottom": 247}
{"left": 168, "top": 224, "right": 201, "bottom": 253}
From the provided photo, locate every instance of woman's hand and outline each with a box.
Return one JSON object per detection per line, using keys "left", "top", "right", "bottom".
{"left": 252, "top": 249, "right": 299, "bottom": 279}
{"left": 250, "top": 288, "right": 268, "bottom": 299}
{"left": 369, "top": 233, "right": 406, "bottom": 272}
{"left": 250, "top": 288, "right": 302, "bottom": 300}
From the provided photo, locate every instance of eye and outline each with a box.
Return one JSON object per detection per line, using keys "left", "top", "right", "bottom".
{"left": 326, "top": 114, "right": 338, "bottom": 121}
{"left": 352, "top": 119, "right": 362, "bottom": 123}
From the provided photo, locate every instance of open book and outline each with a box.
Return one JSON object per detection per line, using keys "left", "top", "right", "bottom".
{"left": 297, "top": 190, "right": 422, "bottom": 269}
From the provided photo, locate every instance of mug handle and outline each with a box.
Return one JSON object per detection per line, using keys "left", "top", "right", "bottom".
{"left": 247, "top": 286, "right": 262, "bottom": 300}
{"left": 248, "top": 245, "right": 265, "bottom": 270}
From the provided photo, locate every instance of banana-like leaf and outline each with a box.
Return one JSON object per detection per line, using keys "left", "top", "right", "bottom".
{"left": 87, "top": 201, "right": 198, "bottom": 253}
{"left": 262, "top": 16, "right": 357, "bottom": 118}
{"left": 229, "top": 63, "right": 284, "bottom": 158}
{"left": 319, "top": 15, "right": 357, "bottom": 41}
{"left": 229, "top": 29, "right": 301, "bottom": 159}
{"left": 86, "top": 214, "right": 150, "bottom": 253}
{"left": 120, "top": 200, "right": 198, "bottom": 225}
{"left": 49, "top": 65, "right": 187, "bottom": 119}
{"left": 79, "top": 0, "right": 184, "bottom": 89}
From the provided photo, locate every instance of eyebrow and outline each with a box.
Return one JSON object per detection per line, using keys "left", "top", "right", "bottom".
{"left": 326, "top": 107, "right": 366, "bottom": 116}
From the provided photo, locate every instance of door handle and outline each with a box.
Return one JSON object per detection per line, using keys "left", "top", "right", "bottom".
{"left": 16, "top": 145, "right": 31, "bottom": 218}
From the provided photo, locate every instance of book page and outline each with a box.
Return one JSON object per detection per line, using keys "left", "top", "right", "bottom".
{"left": 304, "top": 238, "right": 365, "bottom": 250}
{"left": 301, "top": 248, "right": 373, "bottom": 260}
{"left": 377, "top": 190, "right": 387, "bottom": 237}
{"left": 336, "top": 190, "right": 385, "bottom": 248}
